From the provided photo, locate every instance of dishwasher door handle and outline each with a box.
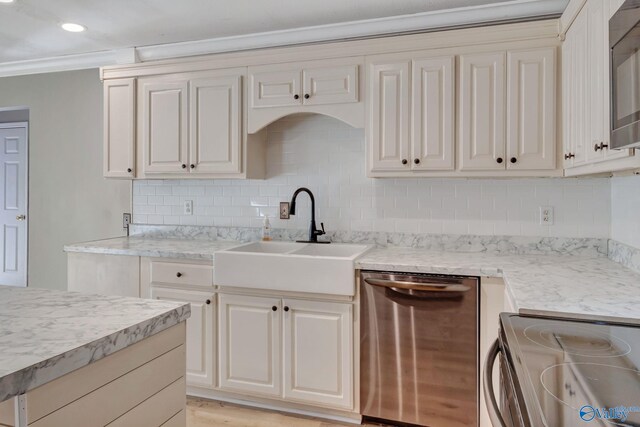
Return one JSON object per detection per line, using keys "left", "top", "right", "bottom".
{"left": 363, "top": 278, "right": 471, "bottom": 293}
{"left": 484, "top": 339, "right": 508, "bottom": 427}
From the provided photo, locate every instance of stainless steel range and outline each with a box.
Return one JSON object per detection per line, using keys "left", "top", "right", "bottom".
{"left": 485, "top": 313, "right": 640, "bottom": 426}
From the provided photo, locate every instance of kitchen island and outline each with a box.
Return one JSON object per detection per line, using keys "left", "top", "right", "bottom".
{"left": 0, "top": 285, "right": 190, "bottom": 427}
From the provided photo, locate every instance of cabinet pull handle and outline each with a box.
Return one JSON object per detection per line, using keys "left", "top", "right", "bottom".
{"left": 127, "top": 168, "right": 132, "bottom": 173}
{"left": 510, "top": 157, "right": 517, "bottom": 164}
{"left": 206, "top": 299, "right": 211, "bottom": 305}
{"left": 176, "top": 272, "right": 182, "bottom": 278}
{"left": 293, "top": 94, "right": 299, "bottom": 100}
{"left": 272, "top": 305, "right": 278, "bottom": 311}
{"left": 181, "top": 164, "right": 186, "bottom": 169}
{"left": 594, "top": 143, "right": 601, "bottom": 152}
{"left": 304, "top": 94, "right": 310, "bottom": 99}
{"left": 401, "top": 159, "right": 408, "bottom": 165}
{"left": 190, "top": 164, "right": 195, "bottom": 169}
{"left": 284, "top": 306, "right": 290, "bottom": 312}
{"left": 496, "top": 157, "right": 503, "bottom": 164}
{"left": 414, "top": 158, "right": 420, "bottom": 165}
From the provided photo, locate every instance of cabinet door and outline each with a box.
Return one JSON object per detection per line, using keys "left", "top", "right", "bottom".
{"left": 506, "top": 48, "right": 556, "bottom": 170}
{"left": 368, "top": 61, "right": 411, "bottom": 172}
{"left": 283, "top": 299, "right": 353, "bottom": 409}
{"left": 411, "top": 56, "right": 455, "bottom": 170}
{"left": 150, "top": 287, "right": 215, "bottom": 388}
{"left": 250, "top": 69, "right": 301, "bottom": 108}
{"left": 141, "top": 79, "right": 189, "bottom": 173}
{"left": 459, "top": 52, "right": 506, "bottom": 170}
{"left": 218, "top": 294, "right": 281, "bottom": 397}
{"left": 189, "top": 75, "right": 242, "bottom": 174}
{"left": 104, "top": 78, "right": 136, "bottom": 178}
{"left": 570, "top": 11, "right": 589, "bottom": 166}
{"left": 302, "top": 64, "right": 359, "bottom": 105}
{"left": 562, "top": 26, "right": 574, "bottom": 167}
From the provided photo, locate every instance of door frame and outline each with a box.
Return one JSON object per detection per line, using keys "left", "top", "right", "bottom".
{"left": 0, "top": 122, "right": 29, "bottom": 287}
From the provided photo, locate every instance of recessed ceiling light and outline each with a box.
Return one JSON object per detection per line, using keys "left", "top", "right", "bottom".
{"left": 0, "top": 0, "right": 16, "bottom": 4}
{"left": 61, "top": 23, "right": 86, "bottom": 33}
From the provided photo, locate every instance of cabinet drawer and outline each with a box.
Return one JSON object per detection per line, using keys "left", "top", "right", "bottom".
{"left": 150, "top": 261, "right": 213, "bottom": 287}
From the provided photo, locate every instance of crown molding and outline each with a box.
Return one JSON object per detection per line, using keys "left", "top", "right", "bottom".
{"left": 0, "top": 0, "right": 566, "bottom": 78}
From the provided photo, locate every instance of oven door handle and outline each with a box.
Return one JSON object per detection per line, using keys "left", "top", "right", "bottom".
{"left": 363, "top": 278, "right": 471, "bottom": 293}
{"left": 484, "top": 339, "right": 508, "bottom": 427}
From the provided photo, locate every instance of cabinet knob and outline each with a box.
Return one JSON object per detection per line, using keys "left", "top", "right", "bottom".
{"left": 293, "top": 94, "right": 299, "bottom": 100}
{"left": 564, "top": 153, "right": 575, "bottom": 160}
{"left": 594, "top": 143, "right": 601, "bottom": 152}
{"left": 206, "top": 299, "right": 211, "bottom": 305}
{"left": 272, "top": 305, "right": 278, "bottom": 311}
{"left": 176, "top": 272, "right": 182, "bottom": 278}
{"left": 190, "top": 164, "right": 195, "bottom": 169}
{"left": 401, "top": 159, "right": 408, "bottom": 165}
{"left": 127, "top": 168, "right": 132, "bottom": 173}
{"left": 181, "top": 164, "right": 186, "bottom": 169}
{"left": 284, "top": 306, "right": 290, "bottom": 312}
{"left": 304, "top": 94, "right": 310, "bottom": 99}
{"left": 510, "top": 157, "right": 517, "bottom": 164}
{"left": 496, "top": 157, "right": 503, "bottom": 164}
{"left": 414, "top": 158, "right": 420, "bottom": 165}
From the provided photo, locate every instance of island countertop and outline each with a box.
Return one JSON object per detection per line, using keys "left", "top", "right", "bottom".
{"left": 0, "top": 285, "right": 190, "bottom": 403}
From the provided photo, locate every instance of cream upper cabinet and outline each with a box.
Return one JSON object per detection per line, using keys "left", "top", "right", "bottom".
{"left": 189, "top": 75, "right": 242, "bottom": 174}
{"left": 151, "top": 287, "right": 216, "bottom": 389}
{"left": 411, "top": 56, "right": 455, "bottom": 171}
{"left": 506, "top": 48, "right": 557, "bottom": 170}
{"left": 283, "top": 299, "right": 353, "bottom": 409}
{"left": 250, "top": 69, "right": 301, "bottom": 108}
{"left": 562, "top": 0, "right": 637, "bottom": 175}
{"left": 247, "top": 58, "right": 364, "bottom": 133}
{"left": 218, "top": 293, "right": 282, "bottom": 397}
{"left": 368, "top": 60, "right": 411, "bottom": 172}
{"left": 140, "top": 79, "right": 189, "bottom": 174}
{"left": 459, "top": 52, "right": 506, "bottom": 171}
{"left": 103, "top": 78, "right": 136, "bottom": 178}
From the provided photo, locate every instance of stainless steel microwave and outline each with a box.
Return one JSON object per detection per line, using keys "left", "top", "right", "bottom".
{"left": 611, "top": 0, "right": 640, "bottom": 149}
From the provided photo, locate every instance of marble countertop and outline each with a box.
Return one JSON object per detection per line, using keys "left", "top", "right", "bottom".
{"left": 0, "top": 286, "right": 190, "bottom": 403}
{"left": 357, "top": 247, "right": 640, "bottom": 323}
{"left": 64, "top": 236, "right": 242, "bottom": 261}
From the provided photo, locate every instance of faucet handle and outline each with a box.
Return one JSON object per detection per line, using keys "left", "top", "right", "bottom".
{"left": 317, "top": 222, "right": 326, "bottom": 236}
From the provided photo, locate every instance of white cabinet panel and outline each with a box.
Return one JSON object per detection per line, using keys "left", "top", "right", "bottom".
{"left": 368, "top": 61, "right": 411, "bottom": 172}
{"left": 283, "top": 299, "right": 353, "bottom": 409}
{"left": 507, "top": 48, "right": 556, "bottom": 170}
{"left": 103, "top": 79, "right": 135, "bottom": 178}
{"left": 218, "top": 293, "right": 281, "bottom": 397}
{"left": 411, "top": 56, "right": 455, "bottom": 171}
{"left": 150, "top": 287, "right": 215, "bottom": 388}
{"left": 303, "top": 64, "right": 359, "bottom": 105}
{"left": 141, "top": 80, "right": 189, "bottom": 173}
{"left": 459, "top": 52, "right": 506, "bottom": 170}
{"left": 570, "top": 10, "right": 589, "bottom": 166}
{"left": 189, "top": 75, "right": 242, "bottom": 174}
{"left": 250, "top": 70, "right": 301, "bottom": 108}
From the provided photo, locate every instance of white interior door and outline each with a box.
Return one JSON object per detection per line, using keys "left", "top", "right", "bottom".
{"left": 0, "top": 123, "right": 27, "bottom": 287}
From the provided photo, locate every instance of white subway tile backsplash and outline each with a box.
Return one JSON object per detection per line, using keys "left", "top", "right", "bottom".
{"left": 133, "top": 114, "right": 611, "bottom": 238}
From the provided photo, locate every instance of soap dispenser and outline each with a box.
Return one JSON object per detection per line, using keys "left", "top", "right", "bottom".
{"left": 262, "top": 215, "right": 272, "bottom": 241}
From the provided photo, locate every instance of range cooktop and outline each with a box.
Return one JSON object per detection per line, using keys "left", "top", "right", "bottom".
{"left": 500, "top": 313, "right": 640, "bottom": 426}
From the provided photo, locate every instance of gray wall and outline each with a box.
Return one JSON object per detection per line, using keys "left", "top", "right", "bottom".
{"left": 0, "top": 69, "right": 131, "bottom": 290}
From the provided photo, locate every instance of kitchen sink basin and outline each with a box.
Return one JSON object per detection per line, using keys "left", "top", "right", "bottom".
{"left": 214, "top": 242, "right": 372, "bottom": 296}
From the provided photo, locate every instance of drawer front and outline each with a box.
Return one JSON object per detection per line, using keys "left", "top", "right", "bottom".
{"left": 150, "top": 261, "right": 213, "bottom": 287}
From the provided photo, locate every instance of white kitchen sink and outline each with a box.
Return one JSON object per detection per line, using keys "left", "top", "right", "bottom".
{"left": 214, "top": 242, "right": 372, "bottom": 296}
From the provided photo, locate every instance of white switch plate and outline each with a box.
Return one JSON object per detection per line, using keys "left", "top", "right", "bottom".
{"left": 183, "top": 200, "right": 193, "bottom": 215}
{"left": 539, "top": 206, "right": 554, "bottom": 225}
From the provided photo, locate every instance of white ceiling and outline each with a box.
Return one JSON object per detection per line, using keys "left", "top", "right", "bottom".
{"left": 0, "top": 0, "right": 568, "bottom": 65}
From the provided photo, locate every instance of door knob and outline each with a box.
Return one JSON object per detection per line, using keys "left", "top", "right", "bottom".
{"left": 16, "top": 215, "right": 25, "bottom": 221}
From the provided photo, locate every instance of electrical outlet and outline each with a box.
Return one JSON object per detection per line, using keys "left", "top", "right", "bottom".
{"left": 280, "top": 202, "right": 290, "bottom": 219}
{"left": 540, "top": 206, "right": 554, "bottom": 226}
{"left": 122, "top": 213, "right": 131, "bottom": 229}
{"left": 183, "top": 200, "right": 193, "bottom": 215}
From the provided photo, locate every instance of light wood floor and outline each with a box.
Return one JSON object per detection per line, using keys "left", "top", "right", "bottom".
{"left": 187, "top": 397, "right": 380, "bottom": 427}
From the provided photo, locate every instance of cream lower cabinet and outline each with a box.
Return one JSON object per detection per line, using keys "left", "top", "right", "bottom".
{"left": 218, "top": 293, "right": 354, "bottom": 410}
{"left": 150, "top": 287, "right": 216, "bottom": 389}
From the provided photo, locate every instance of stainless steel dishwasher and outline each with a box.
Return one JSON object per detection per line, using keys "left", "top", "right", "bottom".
{"left": 360, "top": 270, "right": 479, "bottom": 427}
